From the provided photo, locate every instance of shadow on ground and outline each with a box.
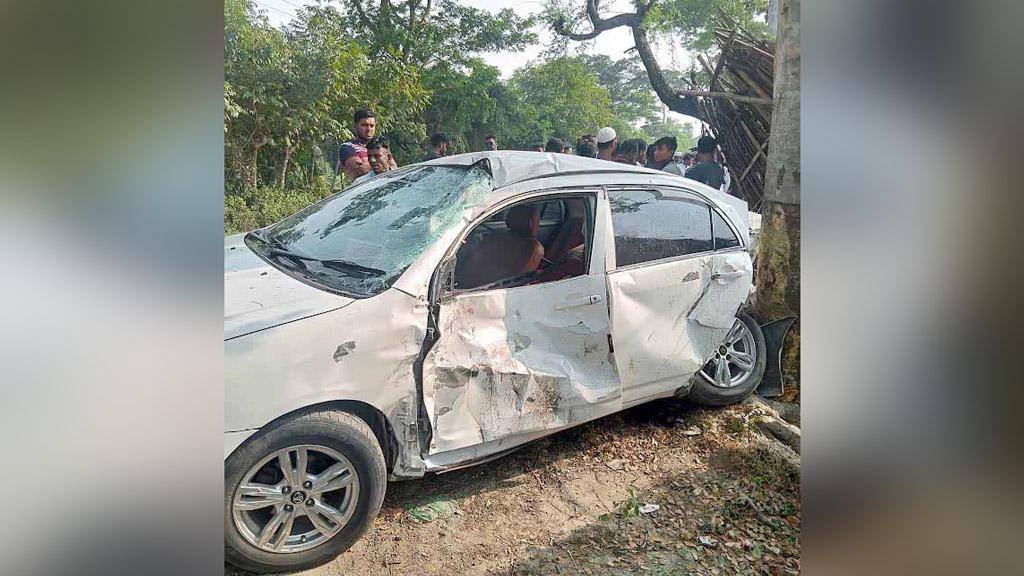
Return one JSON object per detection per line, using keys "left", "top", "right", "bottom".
{"left": 380, "top": 398, "right": 698, "bottom": 514}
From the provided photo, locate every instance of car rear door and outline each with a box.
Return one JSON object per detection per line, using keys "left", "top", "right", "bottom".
{"left": 605, "top": 187, "right": 750, "bottom": 405}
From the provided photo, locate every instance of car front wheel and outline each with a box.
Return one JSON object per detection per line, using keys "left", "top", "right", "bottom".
{"left": 225, "top": 409, "right": 386, "bottom": 573}
{"left": 687, "top": 311, "right": 767, "bottom": 406}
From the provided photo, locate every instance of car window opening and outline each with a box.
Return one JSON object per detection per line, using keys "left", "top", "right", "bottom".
{"left": 454, "top": 196, "right": 592, "bottom": 291}
{"left": 609, "top": 189, "right": 715, "bottom": 267}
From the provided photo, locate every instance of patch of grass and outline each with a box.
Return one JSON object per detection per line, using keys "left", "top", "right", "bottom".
{"left": 608, "top": 486, "right": 643, "bottom": 518}
{"left": 728, "top": 415, "right": 748, "bottom": 435}
{"left": 779, "top": 501, "right": 798, "bottom": 517}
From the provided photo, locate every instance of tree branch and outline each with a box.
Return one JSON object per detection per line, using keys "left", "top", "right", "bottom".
{"left": 553, "top": 0, "right": 640, "bottom": 40}
{"left": 552, "top": 0, "right": 705, "bottom": 121}
{"left": 403, "top": 0, "right": 420, "bottom": 63}
{"left": 350, "top": 0, "right": 372, "bottom": 29}
{"left": 553, "top": 13, "right": 636, "bottom": 41}
{"left": 632, "top": 25, "right": 702, "bottom": 119}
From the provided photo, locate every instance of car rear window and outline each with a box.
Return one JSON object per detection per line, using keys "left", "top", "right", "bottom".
{"left": 712, "top": 210, "right": 741, "bottom": 250}
{"left": 609, "top": 189, "right": 713, "bottom": 267}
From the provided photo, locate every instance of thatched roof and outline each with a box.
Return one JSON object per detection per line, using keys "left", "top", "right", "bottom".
{"left": 695, "top": 23, "right": 774, "bottom": 211}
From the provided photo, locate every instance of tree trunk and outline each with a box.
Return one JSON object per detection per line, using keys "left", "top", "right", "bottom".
{"left": 278, "top": 146, "right": 293, "bottom": 189}
{"left": 251, "top": 142, "right": 263, "bottom": 190}
{"left": 754, "top": 0, "right": 800, "bottom": 399}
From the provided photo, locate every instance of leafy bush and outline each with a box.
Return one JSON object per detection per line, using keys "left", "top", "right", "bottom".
{"left": 224, "top": 178, "right": 336, "bottom": 235}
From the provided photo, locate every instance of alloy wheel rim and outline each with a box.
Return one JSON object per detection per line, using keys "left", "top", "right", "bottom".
{"left": 699, "top": 318, "right": 757, "bottom": 389}
{"left": 232, "top": 445, "right": 359, "bottom": 553}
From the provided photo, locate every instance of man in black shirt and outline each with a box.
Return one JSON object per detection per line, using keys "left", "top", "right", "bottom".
{"left": 424, "top": 132, "right": 450, "bottom": 161}
{"left": 685, "top": 135, "right": 726, "bottom": 190}
{"left": 545, "top": 137, "right": 566, "bottom": 153}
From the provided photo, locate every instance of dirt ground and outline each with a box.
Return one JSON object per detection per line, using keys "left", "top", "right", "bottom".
{"left": 229, "top": 397, "right": 800, "bottom": 576}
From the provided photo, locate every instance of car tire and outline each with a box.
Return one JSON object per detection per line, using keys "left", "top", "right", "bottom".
{"left": 225, "top": 409, "right": 387, "bottom": 574}
{"left": 687, "top": 311, "right": 767, "bottom": 407}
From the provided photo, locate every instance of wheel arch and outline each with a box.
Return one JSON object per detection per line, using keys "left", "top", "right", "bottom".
{"left": 234, "top": 400, "right": 400, "bottom": 474}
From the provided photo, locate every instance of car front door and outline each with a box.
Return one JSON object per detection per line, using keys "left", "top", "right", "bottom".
{"left": 421, "top": 190, "right": 622, "bottom": 457}
{"left": 605, "top": 187, "right": 750, "bottom": 405}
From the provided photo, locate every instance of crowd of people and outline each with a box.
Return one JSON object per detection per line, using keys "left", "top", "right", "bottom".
{"left": 336, "top": 108, "right": 732, "bottom": 193}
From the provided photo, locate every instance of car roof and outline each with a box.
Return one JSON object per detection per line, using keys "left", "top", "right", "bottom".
{"left": 421, "top": 151, "right": 750, "bottom": 242}
{"left": 422, "top": 150, "right": 669, "bottom": 189}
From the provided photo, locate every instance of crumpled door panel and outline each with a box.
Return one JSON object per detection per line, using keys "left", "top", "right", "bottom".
{"left": 606, "top": 257, "right": 710, "bottom": 403}
{"left": 689, "top": 251, "right": 753, "bottom": 329}
{"left": 423, "top": 275, "right": 621, "bottom": 455}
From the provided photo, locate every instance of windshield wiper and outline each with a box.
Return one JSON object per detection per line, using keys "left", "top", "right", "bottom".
{"left": 247, "top": 231, "right": 315, "bottom": 270}
{"left": 247, "top": 230, "right": 384, "bottom": 279}
{"left": 319, "top": 259, "right": 385, "bottom": 278}
{"left": 247, "top": 229, "right": 281, "bottom": 249}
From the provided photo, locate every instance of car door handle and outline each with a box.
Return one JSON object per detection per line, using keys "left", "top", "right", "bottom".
{"left": 711, "top": 270, "right": 745, "bottom": 280}
{"left": 555, "top": 294, "right": 603, "bottom": 311}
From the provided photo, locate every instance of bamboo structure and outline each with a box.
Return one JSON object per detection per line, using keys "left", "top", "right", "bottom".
{"left": 695, "top": 23, "right": 775, "bottom": 211}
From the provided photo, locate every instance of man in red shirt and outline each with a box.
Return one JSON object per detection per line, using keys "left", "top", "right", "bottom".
{"left": 338, "top": 108, "right": 396, "bottom": 180}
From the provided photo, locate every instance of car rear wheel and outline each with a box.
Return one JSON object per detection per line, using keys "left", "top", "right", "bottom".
{"left": 225, "top": 409, "right": 386, "bottom": 573}
{"left": 687, "top": 311, "right": 767, "bottom": 406}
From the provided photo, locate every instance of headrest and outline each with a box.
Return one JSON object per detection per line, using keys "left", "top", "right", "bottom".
{"left": 506, "top": 205, "right": 540, "bottom": 238}
{"left": 564, "top": 216, "right": 584, "bottom": 247}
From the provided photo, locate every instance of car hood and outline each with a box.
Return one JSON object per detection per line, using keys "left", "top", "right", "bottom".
{"left": 224, "top": 233, "right": 355, "bottom": 340}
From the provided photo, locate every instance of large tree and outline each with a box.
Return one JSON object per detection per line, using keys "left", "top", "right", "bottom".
{"left": 423, "top": 59, "right": 503, "bottom": 153}
{"left": 576, "top": 54, "right": 660, "bottom": 125}
{"left": 334, "top": 0, "right": 537, "bottom": 67}
{"left": 509, "top": 58, "right": 614, "bottom": 143}
{"left": 547, "top": 0, "right": 766, "bottom": 121}
{"left": 755, "top": 0, "right": 800, "bottom": 395}
{"left": 224, "top": 0, "right": 291, "bottom": 190}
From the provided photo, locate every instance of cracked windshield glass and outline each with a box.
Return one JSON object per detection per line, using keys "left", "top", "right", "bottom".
{"left": 249, "top": 164, "right": 490, "bottom": 297}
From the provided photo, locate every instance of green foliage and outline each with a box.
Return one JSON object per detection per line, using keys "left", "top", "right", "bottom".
{"left": 614, "top": 486, "right": 644, "bottom": 517}
{"left": 224, "top": 0, "right": 534, "bottom": 193}
{"left": 335, "top": 0, "right": 537, "bottom": 67}
{"left": 642, "top": 117, "right": 697, "bottom": 150}
{"left": 576, "top": 55, "right": 660, "bottom": 126}
{"left": 224, "top": 0, "right": 432, "bottom": 191}
{"left": 646, "top": 0, "right": 769, "bottom": 50}
{"left": 423, "top": 59, "right": 502, "bottom": 154}
{"left": 224, "top": 181, "right": 335, "bottom": 235}
{"left": 508, "top": 58, "right": 613, "bottom": 144}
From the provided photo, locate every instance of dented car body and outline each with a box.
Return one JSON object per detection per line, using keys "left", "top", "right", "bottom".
{"left": 224, "top": 151, "right": 753, "bottom": 480}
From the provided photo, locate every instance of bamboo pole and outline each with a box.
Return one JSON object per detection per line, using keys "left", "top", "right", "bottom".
{"left": 675, "top": 89, "right": 773, "bottom": 106}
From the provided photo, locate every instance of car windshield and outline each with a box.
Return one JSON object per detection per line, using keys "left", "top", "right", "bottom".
{"left": 248, "top": 164, "right": 491, "bottom": 297}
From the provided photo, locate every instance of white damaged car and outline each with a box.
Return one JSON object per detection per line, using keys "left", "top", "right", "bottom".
{"left": 224, "top": 151, "right": 765, "bottom": 572}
